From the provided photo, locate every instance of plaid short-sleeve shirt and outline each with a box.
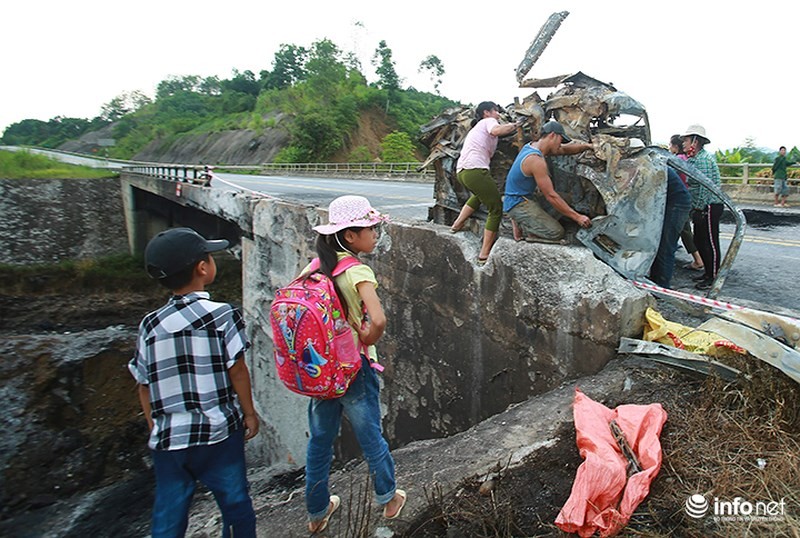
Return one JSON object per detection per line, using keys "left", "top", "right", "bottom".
{"left": 128, "top": 291, "right": 250, "bottom": 450}
{"left": 687, "top": 148, "right": 723, "bottom": 208}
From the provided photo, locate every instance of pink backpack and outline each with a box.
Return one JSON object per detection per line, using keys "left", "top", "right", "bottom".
{"left": 269, "top": 257, "right": 364, "bottom": 398}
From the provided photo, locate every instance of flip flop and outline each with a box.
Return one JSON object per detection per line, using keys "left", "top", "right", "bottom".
{"left": 309, "top": 495, "right": 340, "bottom": 534}
{"left": 383, "top": 489, "right": 407, "bottom": 520}
{"left": 477, "top": 257, "right": 489, "bottom": 266}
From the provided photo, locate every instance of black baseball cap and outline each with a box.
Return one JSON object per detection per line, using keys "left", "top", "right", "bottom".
{"left": 541, "top": 120, "right": 571, "bottom": 143}
{"left": 145, "top": 227, "right": 229, "bottom": 279}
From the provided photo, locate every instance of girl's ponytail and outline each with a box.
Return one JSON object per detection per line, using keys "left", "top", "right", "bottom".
{"left": 315, "top": 232, "right": 351, "bottom": 318}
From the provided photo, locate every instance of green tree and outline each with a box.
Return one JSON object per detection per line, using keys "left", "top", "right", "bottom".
{"left": 380, "top": 131, "right": 415, "bottom": 162}
{"left": 261, "top": 44, "right": 308, "bottom": 90}
{"left": 372, "top": 40, "right": 400, "bottom": 91}
{"left": 100, "top": 91, "right": 152, "bottom": 122}
{"left": 418, "top": 55, "right": 445, "bottom": 94}
{"left": 223, "top": 69, "right": 261, "bottom": 96}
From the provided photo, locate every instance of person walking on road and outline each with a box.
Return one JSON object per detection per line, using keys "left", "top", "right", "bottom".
{"left": 772, "top": 145, "right": 796, "bottom": 208}
{"left": 450, "top": 101, "right": 521, "bottom": 265}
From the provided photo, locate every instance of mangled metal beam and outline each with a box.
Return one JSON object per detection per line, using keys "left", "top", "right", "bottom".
{"left": 515, "top": 11, "right": 570, "bottom": 84}
{"left": 618, "top": 337, "right": 742, "bottom": 381}
{"left": 698, "top": 318, "right": 800, "bottom": 385}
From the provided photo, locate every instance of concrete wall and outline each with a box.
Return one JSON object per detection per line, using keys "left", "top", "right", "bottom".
{"left": 120, "top": 173, "right": 653, "bottom": 469}
{"left": 723, "top": 182, "right": 798, "bottom": 204}
{"left": 0, "top": 178, "right": 128, "bottom": 264}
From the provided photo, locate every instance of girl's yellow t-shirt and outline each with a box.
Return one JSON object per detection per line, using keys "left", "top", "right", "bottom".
{"left": 302, "top": 253, "right": 378, "bottom": 362}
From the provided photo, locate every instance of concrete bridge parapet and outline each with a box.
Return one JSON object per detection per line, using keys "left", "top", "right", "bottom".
{"left": 119, "top": 172, "right": 653, "bottom": 468}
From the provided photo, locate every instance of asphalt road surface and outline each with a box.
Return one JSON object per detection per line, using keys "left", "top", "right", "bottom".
{"left": 4, "top": 147, "right": 797, "bottom": 315}
{"left": 216, "top": 172, "right": 800, "bottom": 315}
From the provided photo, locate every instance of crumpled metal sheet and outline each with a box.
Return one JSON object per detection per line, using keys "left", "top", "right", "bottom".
{"left": 419, "top": 10, "right": 743, "bottom": 297}
{"left": 699, "top": 317, "right": 800, "bottom": 385}
{"left": 618, "top": 337, "right": 742, "bottom": 381}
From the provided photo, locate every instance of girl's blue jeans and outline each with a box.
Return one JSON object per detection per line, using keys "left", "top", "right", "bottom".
{"left": 305, "top": 356, "right": 397, "bottom": 521}
{"left": 150, "top": 429, "right": 256, "bottom": 538}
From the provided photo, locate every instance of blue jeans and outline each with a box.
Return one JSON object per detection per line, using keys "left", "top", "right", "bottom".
{"left": 305, "top": 356, "right": 396, "bottom": 521}
{"left": 650, "top": 168, "right": 691, "bottom": 288}
{"left": 150, "top": 429, "right": 256, "bottom": 538}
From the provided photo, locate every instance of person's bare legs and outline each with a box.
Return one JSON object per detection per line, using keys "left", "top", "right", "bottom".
{"left": 479, "top": 229, "right": 498, "bottom": 260}
{"left": 451, "top": 204, "right": 475, "bottom": 232}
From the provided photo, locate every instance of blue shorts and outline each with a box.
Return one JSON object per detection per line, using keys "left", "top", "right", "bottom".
{"left": 774, "top": 177, "right": 789, "bottom": 196}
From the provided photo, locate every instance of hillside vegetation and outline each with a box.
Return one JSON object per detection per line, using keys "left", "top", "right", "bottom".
{"left": 1, "top": 39, "right": 458, "bottom": 164}
{"left": 0, "top": 150, "right": 117, "bottom": 179}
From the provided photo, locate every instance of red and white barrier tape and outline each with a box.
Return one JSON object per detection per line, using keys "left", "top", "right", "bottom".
{"left": 631, "top": 280, "right": 746, "bottom": 312}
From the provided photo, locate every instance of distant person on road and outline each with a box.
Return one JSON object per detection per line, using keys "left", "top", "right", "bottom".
{"left": 129, "top": 227, "right": 260, "bottom": 538}
{"left": 304, "top": 196, "right": 406, "bottom": 533}
{"left": 670, "top": 134, "right": 704, "bottom": 271}
{"left": 450, "top": 101, "right": 521, "bottom": 265}
{"left": 682, "top": 125, "right": 723, "bottom": 291}
{"left": 772, "top": 145, "right": 796, "bottom": 207}
{"left": 503, "top": 120, "right": 593, "bottom": 244}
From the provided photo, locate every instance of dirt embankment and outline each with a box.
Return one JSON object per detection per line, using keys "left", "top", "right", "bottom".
{"left": 0, "top": 255, "right": 243, "bottom": 536}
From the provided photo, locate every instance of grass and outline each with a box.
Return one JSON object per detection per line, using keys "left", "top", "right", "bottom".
{"left": 0, "top": 149, "right": 118, "bottom": 179}
{"left": 0, "top": 251, "right": 243, "bottom": 301}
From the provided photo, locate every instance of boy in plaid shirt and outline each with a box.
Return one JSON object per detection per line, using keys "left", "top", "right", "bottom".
{"left": 129, "top": 227, "right": 260, "bottom": 538}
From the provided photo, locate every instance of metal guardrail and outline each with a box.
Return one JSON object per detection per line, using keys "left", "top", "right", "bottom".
{"left": 259, "top": 162, "right": 434, "bottom": 182}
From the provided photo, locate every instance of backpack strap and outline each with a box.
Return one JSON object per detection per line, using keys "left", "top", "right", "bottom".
{"left": 305, "top": 256, "right": 361, "bottom": 277}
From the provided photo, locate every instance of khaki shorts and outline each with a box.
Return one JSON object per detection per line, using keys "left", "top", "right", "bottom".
{"left": 507, "top": 197, "right": 565, "bottom": 240}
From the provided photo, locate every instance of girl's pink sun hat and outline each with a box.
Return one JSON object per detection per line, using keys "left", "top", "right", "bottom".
{"left": 313, "top": 195, "right": 390, "bottom": 235}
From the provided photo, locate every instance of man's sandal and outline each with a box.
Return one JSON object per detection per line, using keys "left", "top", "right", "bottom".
{"left": 309, "top": 495, "right": 340, "bottom": 534}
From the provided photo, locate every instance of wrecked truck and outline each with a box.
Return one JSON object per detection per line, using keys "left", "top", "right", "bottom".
{"left": 419, "top": 11, "right": 745, "bottom": 299}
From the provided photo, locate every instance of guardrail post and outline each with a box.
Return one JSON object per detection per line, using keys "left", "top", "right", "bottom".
{"left": 742, "top": 163, "right": 749, "bottom": 185}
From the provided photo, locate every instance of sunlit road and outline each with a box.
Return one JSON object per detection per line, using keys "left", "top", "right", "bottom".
{"left": 214, "top": 172, "right": 435, "bottom": 222}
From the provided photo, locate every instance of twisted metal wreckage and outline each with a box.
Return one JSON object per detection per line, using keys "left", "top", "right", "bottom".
{"left": 419, "top": 12, "right": 800, "bottom": 385}
{"left": 418, "top": 10, "right": 745, "bottom": 300}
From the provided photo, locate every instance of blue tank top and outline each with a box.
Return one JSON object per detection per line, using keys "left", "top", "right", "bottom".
{"left": 503, "top": 144, "right": 543, "bottom": 212}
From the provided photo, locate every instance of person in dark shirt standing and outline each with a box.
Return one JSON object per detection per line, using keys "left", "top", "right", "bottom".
{"left": 772, "top": 146, "right": 796, "bottom": 208}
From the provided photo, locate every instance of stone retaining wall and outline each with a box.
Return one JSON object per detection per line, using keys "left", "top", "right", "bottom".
{"left": 0, "top": 178, "right": 128, "bottom": 265}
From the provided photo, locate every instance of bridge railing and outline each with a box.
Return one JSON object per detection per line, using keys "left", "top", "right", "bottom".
{"left": 258, "top": 162, "right": 434, "bottom": 182}
{"left": 718, "top": 163, "right": 799, "bottom": 185}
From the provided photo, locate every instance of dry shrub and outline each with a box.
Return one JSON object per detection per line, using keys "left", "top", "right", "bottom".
{"left": 639, "top": 355, "right": 800, "bottom": 538}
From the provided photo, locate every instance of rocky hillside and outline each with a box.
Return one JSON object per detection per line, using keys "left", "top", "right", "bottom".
{"left": 58, "top": 108, "right": 396, "bottom": 166}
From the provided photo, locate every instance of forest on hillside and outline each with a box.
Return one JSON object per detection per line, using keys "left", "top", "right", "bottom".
{"left": 0, "top": 38, "right": 458, "bottom": 163}
{"left": 2, "top": 35, "right": 797, "bottom": 170}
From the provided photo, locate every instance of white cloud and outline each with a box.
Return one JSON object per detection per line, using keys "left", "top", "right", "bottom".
{"left": 3, "top": 0, "right": 797, "bottom": 151}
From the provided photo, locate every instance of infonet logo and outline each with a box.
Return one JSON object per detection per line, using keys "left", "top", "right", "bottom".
{"left": 685, "top": 494, "right": 786, "bottom": 522}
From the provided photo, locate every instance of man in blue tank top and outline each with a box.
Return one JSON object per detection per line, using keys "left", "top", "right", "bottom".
{"left": 503, "top": 120, "right": 593, "bottom": 243}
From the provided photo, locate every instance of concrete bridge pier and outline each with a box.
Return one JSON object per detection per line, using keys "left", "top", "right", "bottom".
{"left": 118, "top": 172, "right": 653, "bottom": 471}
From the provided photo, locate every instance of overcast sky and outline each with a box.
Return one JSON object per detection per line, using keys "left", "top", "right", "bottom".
{"left": 3, "top": 0, "right": 797, "bottom": 151}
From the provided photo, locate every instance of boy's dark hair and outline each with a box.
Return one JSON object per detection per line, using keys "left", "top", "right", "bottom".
{"left": 156, "top": 254, "right": 210, "bottom": 290}
{"left": 670, "top": 134, "right": 684, "bottom": 150}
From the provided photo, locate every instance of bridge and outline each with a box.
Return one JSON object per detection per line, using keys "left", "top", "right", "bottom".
{"left": 119, "top": 167, "right": 651, "bottom": 467}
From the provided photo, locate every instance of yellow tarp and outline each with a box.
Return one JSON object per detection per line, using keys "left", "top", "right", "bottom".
{"left": 642, "top": 308, "right": 745, "bottom": 357}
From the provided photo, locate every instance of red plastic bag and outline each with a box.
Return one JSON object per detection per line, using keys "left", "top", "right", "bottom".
{"left": 555, "top": 388, "right": 667, "bottom": 537}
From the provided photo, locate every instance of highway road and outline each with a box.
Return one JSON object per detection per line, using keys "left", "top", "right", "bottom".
{"left": 5, "top": 147, "right": 799, "bottom": 314}
{"left": 215, "top": 172, "right": 435, "bottom": 223}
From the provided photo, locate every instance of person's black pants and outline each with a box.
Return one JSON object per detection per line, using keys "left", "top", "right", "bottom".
{"left": 692, "top": 203, "right": 723, "bottom": 282}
